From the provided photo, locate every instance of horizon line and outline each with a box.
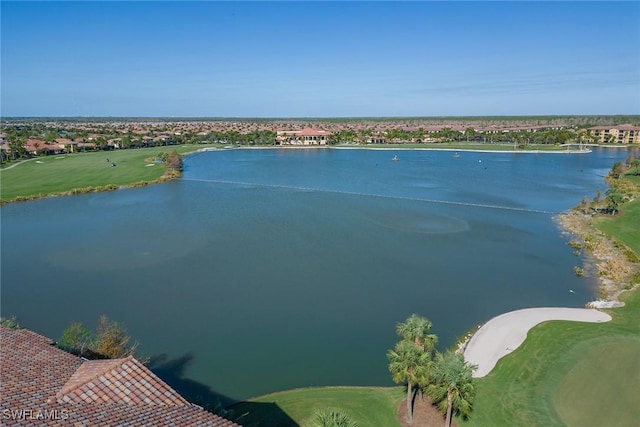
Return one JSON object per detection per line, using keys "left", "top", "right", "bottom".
{"left": 3, "top": 114, "right": 640, "bottom": 121}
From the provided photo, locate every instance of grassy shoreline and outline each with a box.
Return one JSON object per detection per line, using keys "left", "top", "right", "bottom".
{"left": 556, "top": 172, "right": 640, "bottom": 302}
{"left": 0, "top": 145, "right": 217, "bottom": 204}
{"left": 228, "top": 386, "right": 404, "bottom": 427}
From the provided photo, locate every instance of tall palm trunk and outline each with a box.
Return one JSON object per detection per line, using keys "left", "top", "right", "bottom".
{"left": 445, "top": 391, "right": 453, "bottom": 427}
{"left": 407, "top": 381, "right": 413, "bottom": 423}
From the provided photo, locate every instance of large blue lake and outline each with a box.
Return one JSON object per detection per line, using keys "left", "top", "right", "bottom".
{"left": 0, "top": 147, "right": 633, "bottom": 400}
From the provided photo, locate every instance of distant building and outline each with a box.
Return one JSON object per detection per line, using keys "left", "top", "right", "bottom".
{"left": 589, "top": 124, "right": 640, "bottom": 144}
{"left": 366, "top": 136, "right": 387, "bottom": 144}
{"left": 276, "top": 128, "right": 331, "bottom": 145}
{"left": 0, "top": 325, "right": 240, "bottom": 427}
{"left": 24, "top": 139, "right": 65, "bottom": 156}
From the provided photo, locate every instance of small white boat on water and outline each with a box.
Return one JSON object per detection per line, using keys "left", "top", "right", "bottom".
{"left": 392, "top": 155, "right": 399, "bottom": 161}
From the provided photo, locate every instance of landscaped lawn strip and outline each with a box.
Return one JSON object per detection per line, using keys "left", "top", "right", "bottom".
{"left": 229, "top": 387, "right": 404, "bottom": 427}
{"left": 594, "top": 196, "right": 640, "bottom": 256}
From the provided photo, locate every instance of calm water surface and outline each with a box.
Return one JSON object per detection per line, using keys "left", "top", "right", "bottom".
{"left": 1, "top": 147, "right": 633, "bottom": 400}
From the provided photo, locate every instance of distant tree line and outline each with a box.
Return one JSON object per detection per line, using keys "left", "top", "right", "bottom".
{"left": 326, "top": 127, "right": 579, "bottom": 146}
{"left": 0, "top": 125, "right": 279, "bottom": 163}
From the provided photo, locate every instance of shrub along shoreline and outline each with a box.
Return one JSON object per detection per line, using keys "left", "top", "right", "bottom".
{"left": 556, "top": 159, "right": 640, "bottom": 302}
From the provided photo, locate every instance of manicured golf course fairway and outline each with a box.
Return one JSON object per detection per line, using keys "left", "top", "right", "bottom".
{"left": 0, "top": 145, "right": 215, "bottom": 202}
{"left": 459, "top": 287, "right": 640, "bottom": 427}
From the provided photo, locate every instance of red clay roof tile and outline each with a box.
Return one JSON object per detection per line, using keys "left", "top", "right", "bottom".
{"left": 1, "top": 325, "right": 240, "bottom": 426}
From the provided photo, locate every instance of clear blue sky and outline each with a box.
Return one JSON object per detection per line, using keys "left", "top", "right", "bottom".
{"left": 2, "top": 1, "right": 639, "bottom": 117}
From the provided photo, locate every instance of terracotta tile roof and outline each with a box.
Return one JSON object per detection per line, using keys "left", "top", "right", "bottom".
{"left": 614, "top": 124, "right": 640, "bottom": 131}
{"left": 298, "top": 128, "right": 329, "bottom": 136}
{"left": 0, "top": 325, "right": 240, "bottom": 426}
{"left": 57, "top": 356, "right": 189, "bottom": 406}
{"left": 589, "top": 124, "right": 640, "bottom": 131}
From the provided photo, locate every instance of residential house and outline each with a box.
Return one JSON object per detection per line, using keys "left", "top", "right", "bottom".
{"left": 55, "top": 138, "right": 77, "bottom": 153}
{"left": 24, "top": 139, "right": 65, "bottom": 156}
{"left": 276, "top": 128, "right": 331, "bottom": 145}
{"left": 0, "top": 325, "right": 240, "bottom": 426}
{"left": 0, "top": 133, "right": 8, "bottom": 159}
{"left": 366, "top": 136, "right": 387, "bottom": 144}
{"left": 589, "top": 124, "right": 640, "bottom": 144}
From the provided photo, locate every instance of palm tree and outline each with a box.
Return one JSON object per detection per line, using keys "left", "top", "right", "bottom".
{"left": 605, "top": 188, "right": 623, "bottom": 215}
{"left": 609, "top": 161, "right": 626, "bottom": 180}
{"left": 305, "top": 408, "right": 358, "bottom": 427}
{"left": 464, "top": 128, "right": 476, "bottom": 143}
{"left": 396, "top": 314, "right": 438, "bottom": 353}
{"left": 426, "top": 351, "right": 477, "bottom": 427}
{"left": 388, "top": 340, "right": 433, "bottom": 424}
{"left": 9, "top": 138, "right": 26, "bottom": 160}
{"left": 577, "top": 129, "right": 595, "bottom": 150}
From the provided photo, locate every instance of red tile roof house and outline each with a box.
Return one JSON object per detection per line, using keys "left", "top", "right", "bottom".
{"left": 0, "top": 325, "right": 240, "bottom": 426}
{"left": 276, "top": 128, "right": 331, "bottom": 145}
{"left": 24, "top": 139, "right": 66, "bottom": 156}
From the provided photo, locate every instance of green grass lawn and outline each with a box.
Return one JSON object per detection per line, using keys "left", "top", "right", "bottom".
{"left": 0, "top": 145, "right": 215, "bottom": 202}
{"left": 594, "top": 197, "right": 640, "bottom": 256}
{"left": 228, "top": 387, "right": 404, "bottom": 427}
{"left": 554, "top": 340, "right": 640, "bottom": 426}
{"left": 459, "top": 287, "right": 640, "bottom": 427}
{"left": 592, "top": 173, "right": 640, "bottom": 258}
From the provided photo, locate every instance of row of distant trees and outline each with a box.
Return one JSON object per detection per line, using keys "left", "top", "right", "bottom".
{"left": 2, "top": 122, "right": 617, "bottom": 163}
{"left": 0, "top": 126, "right": 283, "bottom": 162}
{"left": 325, "top": 127, "right": 581, "bottom": 146}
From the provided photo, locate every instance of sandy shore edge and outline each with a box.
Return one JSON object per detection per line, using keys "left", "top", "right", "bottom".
{"left": 463, "top": 307, "right": 611, "bottom": 377}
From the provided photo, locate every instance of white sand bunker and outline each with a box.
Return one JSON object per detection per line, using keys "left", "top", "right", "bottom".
{"left": 463, "top": 307, "right": 611, "bottom": 378}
